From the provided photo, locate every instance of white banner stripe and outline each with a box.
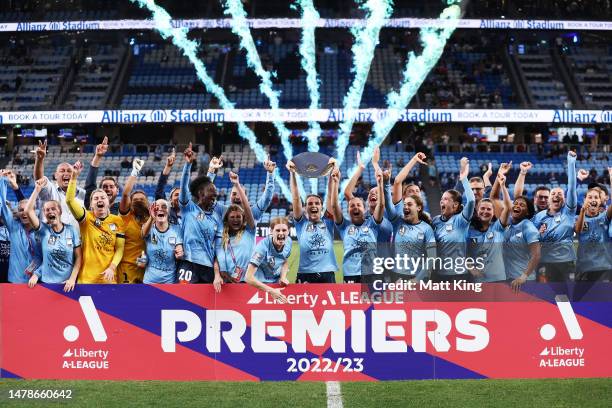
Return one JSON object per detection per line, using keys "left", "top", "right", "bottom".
{"left": 1, "top": 108, "right": 611, "bottom": 124}
{"left": 78, "top": 296, "right": 108, "bottom": 342}
{"left": 0, "top": 18, "right": 611, "bottom": 32}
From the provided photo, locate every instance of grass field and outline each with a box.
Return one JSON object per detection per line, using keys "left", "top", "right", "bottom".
{"left": 287, "top": 241, "right": 344, "bottom": 282}
{"left": 1, "top": 378, "right": 610, "bottom": 407}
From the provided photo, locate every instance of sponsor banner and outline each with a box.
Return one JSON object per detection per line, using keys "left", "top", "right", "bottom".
{"left": 1, "top": 283, "right": 611, "bottom": 381}
{"left": 1, "top": 109, "right": 611, "bottom": 125}
{"left": 1, "top": 18, "right": 612, "bottom": 32}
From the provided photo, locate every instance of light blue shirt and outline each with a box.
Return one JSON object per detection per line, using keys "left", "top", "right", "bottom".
{"left": 576, "top": 212, "right": 611, "bottom": 273}
{"left": 393, "top": 220, "right": 436, "bottom": 280}
{"left": 468, "top": 220, "right": 506, "bottom": 282}
{"left": 336, "top": 217, "right": 380, "bottom": 277}
{"left": 34, "top": 223, "right": 80, "bottom": 283}
{"left": 249, "top": 236, "right": 292, "bottom": 283}
{"left": 503, "top": 217, "right": 540, "bottom": 280}
{"left": 0, "top": 179, "right": 41, "bottom": 283}
{"left": 294, "top": 215, "right": 338, "bottom": 274}
{"left": 215, "top": 225, "right": 256, "bottom": 282}
{"left": 144, "top": 224, "right": 183, "bottom": 284}
{"left": 179, "top": 163, "right": 221, "bottom": 267}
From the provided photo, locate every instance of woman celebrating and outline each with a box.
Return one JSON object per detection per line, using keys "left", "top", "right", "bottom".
{"left": 331, "top": 166, "right": 384, "bottom": 283}
{"left": 67, "top": 161, "right": 125, "bottom": 284}
{"left": 503, "top": 195, "right": 541, "bottom": 291}
{"left": 385, "top": 191, "right": 436, "bottom": 282}
{"left": 574, "top": 188, "right": 612, "bottom": 281}
{"left": 431, "top": 157, "right": 475, "bottom": 282}
{"left": 532, "top": 151, "right": 577, "bottom": 282}
{"left": 214, "top": 172, "right": 255, "bottom": 290}
{"left": 467, "top": 174, "right": 512, "bottom": 282}
{"left": 245, "top": 217, "right": 292, "bottom": 303}
{"left": 140, "top": 199, "right": 184, "bottom": 284}
{"left": 25, "top": 177, "right": 82, "bottom": 291}
{"left": 117, "top": 159, "right": 149, "bottom": 283}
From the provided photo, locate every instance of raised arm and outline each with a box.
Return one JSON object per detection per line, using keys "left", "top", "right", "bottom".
{"left": 179, "top": 143, "right": 195, "bottom": 206}
{"left": 155, "top": 148, "right": 175, "bottom": 200}
{"left": 33, "top": 139, "right": 47, "bottom": 181}
{"left": 566, "top": 151, "right": 577, "bottom": 210}
{"left": 329, "top": 166, "right": 343, "bottom": 223}
{"left": 141, "top": 203, "right": 156, "bottom": 238}
{"left": 344, "top": 151, "right": 365, "bottom": 201}
{"left": 491, "top": 161, "right": 513, "bottom": 218}
{"left": 253, "top": 158, "right": 276, "bottom": 218}
{"left": 119, "top": 158, "right": 145, "bottom": 214}
{"left": 206, "top": 155, "right": 224, "bottom": 182}
{"left": 498, "top": 174, "right": 512, "bottom": 227}
{"left": 392, "top": 152, "right": 427, "bottom": 204}
{"left": 513, "top": 161, "right": 531, "bottom": 199}
{"left": 482, "top": 162, "right": 493, "bottom": 189}
{"left": 229, "top": 171, "right": 255, "bottom": 229}
{"left": 575, "top": 204, "right": 587, "bottom": 235}
{"left": 25, "top": 177, "right": 48, "bottom": 230}
{"left": 459, "top": 157, "right": 475, "bottom": 220}
{"left": 66, "top": 161, "right": 86, "bottom": 222}
{"left": 85, "top": 136, "right": 108, "bottom": 207}
{"left": 373, "top": 169, "right": 384, "bottom": 223}
{"left": 287, "top": 160, "right": 302, "bottom": 220}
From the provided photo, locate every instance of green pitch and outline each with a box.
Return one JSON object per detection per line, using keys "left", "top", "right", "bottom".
{"left": 1, "top": 378, "right": 610, "bottom": 407}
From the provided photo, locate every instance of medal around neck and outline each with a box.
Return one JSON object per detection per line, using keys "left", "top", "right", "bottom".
{"left": 291, "top": 152, "right": 334, "bottom": 178}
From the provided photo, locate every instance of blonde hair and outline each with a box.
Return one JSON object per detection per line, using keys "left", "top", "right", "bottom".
{"left": 270, "top": 216, "right": 290, "bottom": 231}
{"left": 222, "top": 204, "right": 246, "bottom": 249}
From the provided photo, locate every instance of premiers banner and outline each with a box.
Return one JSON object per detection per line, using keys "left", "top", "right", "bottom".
{"left": 2, "top": 109, "right": 612, "bottom": 125}
{"left": 1, "top": 283, "right": 611, "bottom": 381}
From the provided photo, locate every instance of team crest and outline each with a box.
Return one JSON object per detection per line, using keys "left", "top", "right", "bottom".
{"left": 109, "top": 223, "right": 117, "bottom": 231}
{"left": 306, "top": 223, "right": 315, "bottom": 232}
{"left": 582, "top": 223, "right": 589, "bottom": 232}
{"left": 554, "top": 216, "right": 561, "bottom": 223}
{"left": 486, "top": 232, "right": 494, "bottom": 240}
{"left": 48, "top": 235, "right": 57, "bottom": 245}
{"left": 348, "top": 226, "right": 356, "bottom": 235}
{"left": 362, "top": 226, "right": 369, "bottom": 233}
{"left": 168, "top": 236, "right": 176, "bottom": 245}
{"left": 399, "top": 226, "right": 406, "bottom": 236}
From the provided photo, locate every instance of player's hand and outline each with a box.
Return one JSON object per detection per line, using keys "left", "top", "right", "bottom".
{"left": 263, "top": 155, "right": 276, "bottom": 173}
{"left": 28, "top": 274, "right": 39, "bottom": 288}
{"left": 539, "top": 224, "right": 547, "bottom": 235}
{"left": 499, "top": 161, "right": 513, "bottom": 176}
{"left": 95, "top": 136, "right": 109, "bottom": 157}
{"left": 101, "top": 267, "right": 116, "bottom": 282}
{"left": 72, "top": 161, "right": 84, "bottom": 178}
{"left": 63, "top": 277, "right": 76, "bottom": 292}
{"left": 356, "top": 151, "right": 365, "bottom": 170}
{"left": 183, "top": 142, "right": 195, "bottom": 164}
{"left": 213, "top": 274, "right": 224, "bottom": 293}
{"left": 375, "top": 168, "right": 383, "bottom": 185}
{"left": 568, "top": 150, "right": 577, "bottom": 159}
{"left": 511, "top": 273, "right": 528, "bottom": 293}
{"left": 279, "top": 277, "right": 289, "bottom": 287}
{"left": 497, "top": 174, "right": 506, "bottom": 186}
{"left": 484, "top": 162, "right": 493, "bottom": 178}
{"left": 1, "top": 170, "right": 18, "bottom": 189}
{"left": 330, "top": 166, "right": 341, "bottom": 183}
{"left": 459, "top": 157, "right": 470, "bottom": 180}
{"left": 577, "top": 169, "right": 589, "bottom": 181}
{"left": 229, "top": 171, "right": 239, "bottom": 185}
{"left": 372, "top": 146, "right": 380, "bottom": 164}
{"left": 382, "top": 164, "right": 392, "bottom": 183}
{"left": 165, "top": 148, "right": 176, "bottom": 168}
{"left": 34, "top": 176, "right": 49, "bottom": 192}
{"left": 520, "top": 161, "right": 532, "bottom": 173}
{"left": 268, "top": 287, "right": 287, "bottom": 303}
{"left": 131, "top": 158, "right": 145, "bottom": 177}
{"left": 174, "top": 244, "right": 184, "bottom": 260}
{"left": 286, "top": 160, "right": 297, "bottom": 173}
{"left": 208, "top": 155, "right": 224, "bottom": 172}
{"left": 148, "top": 202, "right": 158, "bottom": 218}
{"left": 412, "top": 152, "right": 427, "bottom": 165}
{"left": 34, "top": 140, "right": 47, "bottom": 161}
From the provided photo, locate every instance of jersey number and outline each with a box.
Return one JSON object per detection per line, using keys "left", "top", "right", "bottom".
{"left": 178, "top": 269, "right": 192, "bottom": 282}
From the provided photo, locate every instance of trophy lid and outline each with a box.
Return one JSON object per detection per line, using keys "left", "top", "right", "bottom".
{"left": 291, "top": 152, "right": 335, "bottom": 178}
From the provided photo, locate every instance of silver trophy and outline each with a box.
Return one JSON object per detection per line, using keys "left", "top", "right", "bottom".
{"left": 290, "top": 152, "right": 335, "bottom": 178}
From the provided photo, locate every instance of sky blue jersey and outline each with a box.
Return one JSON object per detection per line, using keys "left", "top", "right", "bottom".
{"left": 576, "top": 212, "right": 611, "bottom": 273}
{"left": 249, "top": 235, "right": 292, "bottom": 283}
{"left": 294, "top": 215, "right": 338, "bottom": 273}
{"left": 336, "top": 216, "right": 380, "bottom": 277}
{"left": 215, "top": 225, "right": 256, "bottom": 282}
{"left": 468, "top": 220, "right": 506, "bottom": 282}
{"left": 34, "top": 223, "right": 80, "bottom": 283}
{"left": 393, "top": 219, "right": 436, "bottom": 280}
{"left": 503, "top": 217, "right": 540, "bottom": 280}
{"left": 144, "top": 224, "right": 183, "bottom": 284}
